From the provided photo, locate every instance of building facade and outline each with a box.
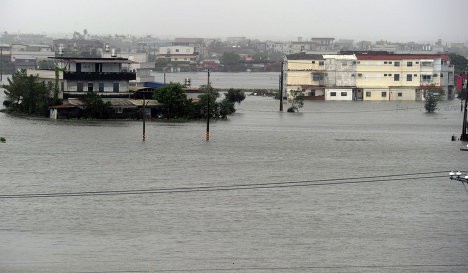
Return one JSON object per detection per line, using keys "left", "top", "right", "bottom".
{"left": 284, "top": 52, "right": 455, "bottom": 101}
{"left": 355, "top": 53, "right": 455, "bottom": 101}
{"left": 28, "top": 57, "right": 136, "bottom": 99}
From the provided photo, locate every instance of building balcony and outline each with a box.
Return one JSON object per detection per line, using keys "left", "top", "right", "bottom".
{"left": 63, "top": 71, "right": 136, "bottom": 81}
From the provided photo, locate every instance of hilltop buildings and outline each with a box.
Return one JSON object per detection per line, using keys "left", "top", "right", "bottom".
{"left": 284, "top": 52, "right": 455, "bottom": 101}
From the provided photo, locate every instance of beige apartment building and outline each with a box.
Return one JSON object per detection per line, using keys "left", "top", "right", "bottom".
{"left": 284, "top": 52, "right": 455, "bottom": 101}
{"left": 355, "top": 53, "right": 455, "bottom": 101}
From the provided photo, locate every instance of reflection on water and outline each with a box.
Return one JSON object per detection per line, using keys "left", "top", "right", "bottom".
{"left": 0, "top": 96, "right": 467, "bottom": 273}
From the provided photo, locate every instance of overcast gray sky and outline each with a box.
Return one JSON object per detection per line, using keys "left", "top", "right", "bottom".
{"left": 1, "top": 0, "right": 467, "bottom": 42}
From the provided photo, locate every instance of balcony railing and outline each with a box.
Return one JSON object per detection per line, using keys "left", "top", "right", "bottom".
{"left": 63, "top": 72, "right": 136, "bottom": 81}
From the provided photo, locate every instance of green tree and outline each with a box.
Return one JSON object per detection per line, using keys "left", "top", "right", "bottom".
{"left": 153, "top": 83, "right": 190, "bottom": 119}
{"left": 83, "top": 90, "right": 111, "bottom": 119}
{"left": 287, "top": 89, "right": 304, "bottom": 112}
{"left": 218, "top": 99, "right": 236, "bottom": 118}
{"left": 448, "top": 53, "right": 468, "bottom": 74}
{"left": 225, "top": 88, "right": 246, "bottom": 104}
{"left": 221, "top": 52, "right": 241, "bottom": 65}
{"left": 197, "top": 93, "right": 218, "bottom": 119}
{"left": 423, "top": 85, "right": 443, "bottom": 113}
{"left": 38, "top": 60, "right": 56, "bottom": 70}
{"left": 2, "top": 69, "right": 52, "bottom": 116}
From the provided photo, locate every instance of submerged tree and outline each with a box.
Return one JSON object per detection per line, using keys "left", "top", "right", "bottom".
{"left": 153, "top": 83, "right": 190, "bottom": 119}
{"left": 2, "top": 69, "right": 52, "bottom": 116}
{"left": 287, "top": 89, "right": 305, "bottom": 112}
{"left": 423, "top": 85, "right": 443, "bottom": 113}
{"left": 225, "top": 88, "right": 246, "bottom": 104}
{"left": 83, "top": 90, "right": 111, "bottom": 119}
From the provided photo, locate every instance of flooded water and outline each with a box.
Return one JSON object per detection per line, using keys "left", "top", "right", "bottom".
{"left": 1, "top": 88, "right": 468, "bottom": 272}
{"left": 152, "top": 72, "right": 280, "bottom": 89}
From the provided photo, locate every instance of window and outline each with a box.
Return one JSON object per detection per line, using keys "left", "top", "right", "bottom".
{"left": 319, "top": 61, "right": 324, "bottom": 66}
{"left": 433, "top": 74, "right": 438, "bottom": 77}
{"left": 388, "top": 74, "right": 392, "bottom": 76}
{"left": 389, "top": 61, "right": 392, "bottom": 64}
{"left": 358, "top": 73, "right": 363, "bottom": 77}
{"left": 414, "top": 74, "right": 417, "bottom": 77}
{"left": 330, "top": 92, "right": 336, "bottom": 96}
{"left": 366, "top": 91, "right": 371, "bottom": 97}
{"left": 313, "top": 73, "right": 324, "bottom": 81}
{"left": 398, "top": 92, "right": 403, "bottom": 97}
{"left": 311, "top": 61, "right": 315, "bottom": 64}
{"left": 384, "top": 74, "right": 387, "bottom": 77}
{"left": 384, "top": 61, "right": 388, "bottom": 64}
{"left": 341, "top": 92, "right": 347, "bottom": 96}
{"left": 77, "top": 82, "right": 83, "bottom": 92}
{"left": 394, "top": 74, "right": 400, "bottom": 81}
{"left": 381, "top": 91, "right": 387, "bottom": 97}
{"left": 99, "top": 82, "right": 104, "bottom": 92}
{"left": 440, "top": 73, "right": 444, "bottom": 78}
{"left": 175, "top": 49, "right": 179, "bottom": 52}
{"left": 87, "top": 82, "right": 93, "bottom": 92}
{"left": 422, "top": 75, "right": 431, "bottom": 80}
{"left": 60, "top": 82, "right": 64, "bottom": 91}
{"left": 415, "top": 61, "right": 419, "bottom": 64}
{"left": 394, "top": 61, "right": 400, "bottom": 67}
{"left": 113, "top": 82, "right": 119, "bottom": 92}
{"left": 407, "top": 61, "right": 412, "bottom": 67}
{"left": 407, "top": 74, "right": 412, "bottom": 81}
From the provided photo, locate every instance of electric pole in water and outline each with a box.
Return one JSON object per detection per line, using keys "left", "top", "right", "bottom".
{"left": 0, "top": 48, "right": 3, "bottom": 82}
{"left": 206, "top": 69, "right": 210, "bottom": 141}
{"left": 461, "top": 79, "right": 468, "bottom": 141}
{"left": 142, "top": 94, "right": 147, "bottom": 141}
{"left": 279, "top": 60, "right": 284, "bottom": 112}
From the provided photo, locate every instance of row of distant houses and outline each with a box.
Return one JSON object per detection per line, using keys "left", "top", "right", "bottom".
{"left": 283, "top": 52, "right": 455, "bottom": 101}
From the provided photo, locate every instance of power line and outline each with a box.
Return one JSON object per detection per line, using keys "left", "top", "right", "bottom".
{"left": 72, "top": 263, "right": 468, "bottom": 273}
{"left": 0, "top": 171, "right": 449, "bottom": 199}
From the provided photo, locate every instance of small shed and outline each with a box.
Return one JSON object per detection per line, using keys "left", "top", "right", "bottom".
{"left": 49, "top": 104, "right": 80, "bottom": 119}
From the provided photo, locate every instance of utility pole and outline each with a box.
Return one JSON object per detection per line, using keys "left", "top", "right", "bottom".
{"left": 163, "top": 72, "right": 166, "bottom": 85}
{"left": 0, "top": 48, "right": 3, "bottom": 82}
{"left": 142, "top": 94, "right": 147, "bottom": 141}
{"left": 461, "top": 79, "right": 468, "bottom": 141}
{"left": 206, "top": 69, "right": 210, "bottom": 141}
{"left": 279, "top": 60, "right": 284, "bottom": 112}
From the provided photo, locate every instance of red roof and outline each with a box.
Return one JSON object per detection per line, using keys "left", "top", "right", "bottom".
{"left": 356, "top": 54, "right": 449, "bottom": 61}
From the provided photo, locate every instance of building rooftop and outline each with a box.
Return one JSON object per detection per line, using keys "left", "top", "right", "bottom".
{"left": 50, "top": 57, "right": 135, "bottom": 64}
{"left": 286, "top": 53, "right": 324, "bottom": 60}
{"left": 356, "top": 53, "right": 450, "bottom": 61}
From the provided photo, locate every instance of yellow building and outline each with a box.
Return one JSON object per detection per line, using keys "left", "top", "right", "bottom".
{"left": 355, "top": 53, "right": 454, "bottom": 101}
{"left": 285, "top": 53, "right": 326, "bottom": 100}
{"left": 284, "top": 53, "right": 455, "bottom": 101}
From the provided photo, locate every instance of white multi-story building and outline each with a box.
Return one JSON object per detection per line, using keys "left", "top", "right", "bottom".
{"left": 28, "top": 57, "right": 136, "bottom": 99}
{"left": 284, "top": 52, "right": 455, "bottom": 101}
{"left": 285, "top": 53, "right": 359, "bottom": 100}
{"left": 355, "top": 53, "right": 455, "bottom": 101}
{"left": 157, "top": 46, "right": 198, "bottom": 63}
